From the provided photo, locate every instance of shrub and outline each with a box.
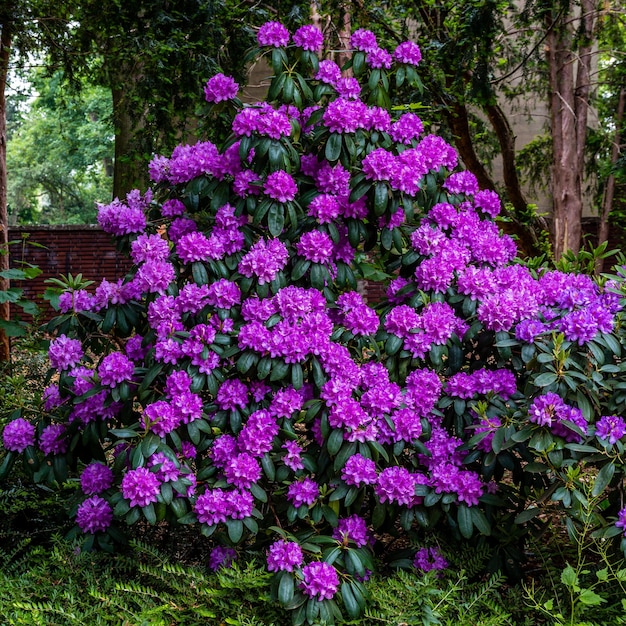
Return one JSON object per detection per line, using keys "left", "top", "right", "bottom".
{"left": 3, "top": 20, "right": 626, "bottom": 624}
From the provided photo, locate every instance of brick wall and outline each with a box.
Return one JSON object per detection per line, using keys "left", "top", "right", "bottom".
{"left": 8, "top": 226, "right": 133, "bottom": 321}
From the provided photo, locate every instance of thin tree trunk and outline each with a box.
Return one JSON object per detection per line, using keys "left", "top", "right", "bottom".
{"left": 447, "top": 102, "right": 495, "bottom": 192}
{"left": 596, "top": 87, "right": 625, "bottom": 272}
{"left": 547, "top": 10, "right": 583, "bottom": 259}
{"left": 0, "top": 22, "right": 12, "bottom": 362}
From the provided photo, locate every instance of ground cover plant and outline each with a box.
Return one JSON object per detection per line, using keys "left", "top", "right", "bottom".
{"left": 2, "top": 20, "right": 626, "bottom": 625}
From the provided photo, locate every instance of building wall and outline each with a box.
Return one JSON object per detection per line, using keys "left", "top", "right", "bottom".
{"left": 8, "top": 226, "right": 132, "bottom": 321}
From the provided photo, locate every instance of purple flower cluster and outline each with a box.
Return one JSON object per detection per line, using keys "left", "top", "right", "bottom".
{"left": 336, "top": 291, "right": 379, "bottom": 335}
{"left": 209, "top": 546, "right": 237, "bottom": 571}
{"left": 595, "top": 415, "right": 626, "bottom": 445}
{"left": 394, "top": 41, "right": 422, "bottom": 65}
{"left": 121, "top": 467, "right": 161, "bottom": 508}
{"left": 81, "top": 462, "right": 114, "bottom": 495}
{"left": 257, "top": 21, "right": 290, "bottom": 47}
{"left": 529, "top": 393, "right": 587, "bottom": 442}
{"left": 446, "top": 368, "right": 516, "bottom": 400}
{"left": 333, "top": 515, "right": 370, "bottom": 547}
{"left": 300, "top": 562, "right": 339, "bottom": 600}
{"left": 204, "top": 73, "right": 239, "bottom": 103}
{"left": 341, "top": 454, "right": 378, "bottom": 486}
{"left": 238, "top": 238, "right": 288, "bottom": 284}
{"left": 287, "top": 477, "right": 319, "bottom": 508}
{"left": 49, "top": 334, "right": 84, "bottom": 371}
{"left": 194, "top": 488, "right": 254, "bottom": 525}
{"left": 414, "top": 547, "right": 448, "bottom": 572}
{"left": 293, "top": 24, "right": 323, "bottom": 51}
{"left": 76, "top": 496, "right": 113, "bottom": 534}
{"left": 39, "top": 424, "right": 67, "bottom": 455}
{"left": 264, "top": 170, "right": 298, "bottom": 203}
{"left": 2, "top": 418, "right": 35, "bottom": 452}
{"left": 98, "top": 352, "right": 134, "bottom": 387}
{"left": 267, "top": 539, "right": 303, "bottom": 572}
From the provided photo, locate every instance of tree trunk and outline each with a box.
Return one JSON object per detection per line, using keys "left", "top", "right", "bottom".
{"left": 111, "top": 66, "right": 148, "bottom": 199}
{"left": 596, "top": 86, "right": 625, "bottom": 272}
{"left": 546, "top": 3, "right": 595, "bottom": 259}
{"left": 447, "top": 102, "right": 495, "bottom": 192}
{"left": 0, "top": 22, "right": 11, "bottom": 362}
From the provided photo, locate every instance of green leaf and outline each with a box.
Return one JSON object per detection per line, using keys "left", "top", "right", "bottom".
{"left": 225, "top": 519, "right": 244, "bottom": 543}
{"left": 268, "top": 203, "right": 285, "bottom": 236}
{"left": 143, "top": 504, "right": 156, "bottom": 525}
{"left": 325, "top": 133, "right": 342, "bottom": 162}
{"left": 278, "top": 572, "right": 295, "bottom": 605}
{"left": 327, "top": 429, "right": 344, "bottom": 456}
{"left": 457, "top": 504, "right": 473, "bottom": 539}
{"left": 592, "top": 463, "right": 615, "bottom": 497}
{"left": 561, "top": 564, "right": 578, "bottom": 588}
{"left": 533, "top": 372, "right": 558, "bottom": 387}
{"left": 341, "top": 581, "right": 360, "bottom": 619}
{"left": 470, "top": 507, "right": 491, "bottom": 535}
{"left": 373, "top": 182, "right": 388, "bottom": 216}
{"left": 578, "top": 589, "right": 606, "bottom": 605}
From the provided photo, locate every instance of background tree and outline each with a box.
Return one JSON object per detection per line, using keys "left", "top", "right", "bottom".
{"left": 7, "top": 69, "right": 113, "bottom": 224}
{"left": 318, "top": 0, "right": 625, "bottom": 260}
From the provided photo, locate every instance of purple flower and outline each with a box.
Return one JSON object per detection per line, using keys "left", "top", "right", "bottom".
{"left": 529, "top": 393, "right": 587, "bottom": 442}
{"left": 97, "top": 198, "right": 146, "bottom": 236}
{"left": 287, "top": 477, "right": 319, "bottom": 508}
{"left": 333, "top": 515, "right": 370, "bottom": 547}
{"left": 161, "top": 198, "right": 186, "bottom": 217}
{"left": 209, "top": 546, "right": 237, "bottom": 571}
{"left": 143, "top": 400, "right": 180, "bottom": 437}
{"left": 148, "top": 452, "right": 180, "bottom": 482}
{"left": 367, "top": 47, "right": 392, "bottom": 69}
{"left": 2, "top": 418, "right": 35, "bottom": 452}
{"left": 121, "top": 467, "right": 161, "bottom": 508}
{"left": 362, "top": 148, "right": 396, "bottom": 181}
{"left": 238, "top": 410, "right": 278, "bottom": 457}
{"left": 209, "top": 435, "right": 237, "bottom": 470}
{"left": 341, "top": 454, "right": 377, "bottom": 486}
{"left": 216, "top": 379, "right": 248, "bottom": 411}
{"left": 194, "top": 488, "right": 253, "bottom": 525}
{"left": 238, "top": 238, "right": 289, "bottom": 284}
{"left": 257, "top": 21, "right": 290, "bottom": 47}
{"left": 350, "top": 28, "right": 378, "bottom": 52}
{"left": 39, "top": 424, "right": 67, "bottom": 455}
{"left": 596, "top": 415, "right": 626, "bottom": 445}
{"left": 224, "top": 453, "right": 262, "bottom": 489}
{"left": 414, "top": 547, "right": 448, "bottom": 572}
{"left": 323, "top": 99, "right": 368, "bottom": 133}
{"left": 98, "top": 352, "right": 134, "bottom": 387}
{"left": 76, "top": 496, "right": 113, "bottom": 534}
{"left": 81, "top": 462, "right": 114, "bottom": 495}
{"left": 315, "top": 60, "right": 341, "bottom": 84}
{"left": 394, "top": 41, "right": 422, "bottom": 65}
{"left": 296, "top": 230, "right": 334, "bottom": 263}
{"left": 282, "top": 440, "right": 305, "bottom": 471}
{"left": 293, "top": 25, "right": 323, "bottom": 51}
{"left": 390, "top": 113, "right": 423, "bottom": 144}
{"left": 301, "top": 562, "right": 339, "bottom": 600}
{"left": 335, "top": 77, "right": 361, "bottom": 99}
{"left": 177, "top": 231, "right": 224, "bottom": 263}
{"left": 204, "top": 73, "right": 239, "bottom": 102}
{"left": 267, "top": 540, "right": 303, "bottom": 572}
{"left": 375, "top": 466, "right": 417, "bottom": 506}
{"left": 474, "top": 189, "right": 501, "bottom": 217}
{"left": 49, "top": 334, "right": 84, "bottom": 371}
{"left": 264, "top": 170, "right": 298, "bottom": 203}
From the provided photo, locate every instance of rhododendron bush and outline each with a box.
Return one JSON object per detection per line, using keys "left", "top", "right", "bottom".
{"left": 3, "top": 20, "right": 626, "bottom": 624}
